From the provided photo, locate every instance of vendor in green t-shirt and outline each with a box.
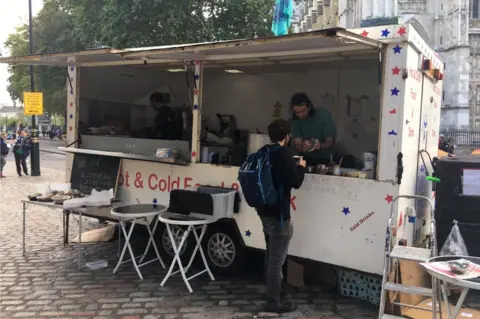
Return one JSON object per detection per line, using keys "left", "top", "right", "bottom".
{"left": 290, "top": 92, "right": 336, "bottom": 165}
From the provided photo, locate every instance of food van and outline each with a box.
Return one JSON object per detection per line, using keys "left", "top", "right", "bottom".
{"left": 0, "top": 25, "right": 443, "bottom": 276}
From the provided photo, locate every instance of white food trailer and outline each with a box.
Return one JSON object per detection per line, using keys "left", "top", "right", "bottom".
{"left": 1, "top": 25, "right": 443, "bottom": 276}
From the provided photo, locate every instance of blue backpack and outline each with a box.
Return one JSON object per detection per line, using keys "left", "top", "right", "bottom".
{"left": 238, "top": 145, "right": 281, "bottom": 208}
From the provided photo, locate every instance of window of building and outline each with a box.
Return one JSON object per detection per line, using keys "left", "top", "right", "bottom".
{"left": 440, "top": 4, "right": 443, "bottom": 10}
{"left": 444, "top": 62, "right": 446, "bottom": 70}
{"left": 443, "top": 90, "right": 445, "bottom": 101}
{"left": 472, "top": 0, "right": 480, "bottom": 18}
{"left": 440, "top": 36, "right": 443, "bottom": 45}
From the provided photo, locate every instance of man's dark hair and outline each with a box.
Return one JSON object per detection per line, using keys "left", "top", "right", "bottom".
{"left": 268, "top": 119, "right": 290, "bottom": 143}
{"left": 290, "top": 92, "right": 312, "bottom": 107}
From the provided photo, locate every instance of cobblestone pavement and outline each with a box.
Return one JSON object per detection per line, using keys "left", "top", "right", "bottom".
{"left": 0, "top": 158, "right": 476, "bottom": 319}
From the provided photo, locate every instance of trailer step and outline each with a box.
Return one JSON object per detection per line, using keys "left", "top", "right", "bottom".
{"left": 389, "top": 246, "right": 432, "bottom": 262}
{"left": 384, "top": 282, "right": 432, "bottom": 296}
{"left": 381, "top": 315, "right": 404, "bottom": 319}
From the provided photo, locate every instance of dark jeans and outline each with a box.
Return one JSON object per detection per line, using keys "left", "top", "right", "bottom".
{"left": 261, "top": 216, "right": 293, "bottom": 302}
{"left": 14, "top": 153, "right": 27, "bottom": 175}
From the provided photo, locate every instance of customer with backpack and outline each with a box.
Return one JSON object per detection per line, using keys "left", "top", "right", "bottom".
{"left": 13, "top": 130, "right": 30, "bottom": 176}
{"left": 238, "top": 119, "right": 306, "bottom": 313}
{"left": 0, "top": 132, "right": 8, "bottom": 178}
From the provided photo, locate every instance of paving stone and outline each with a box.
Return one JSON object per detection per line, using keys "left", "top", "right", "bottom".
{"left": 0, "top": 161, "right": 427, "bottom": 319}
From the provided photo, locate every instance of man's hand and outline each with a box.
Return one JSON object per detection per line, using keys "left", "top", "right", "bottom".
{"left": 302, "top": 140, "right": 312, "bottom": 152}
{"left": 299, "top": 158, "right": 307, "bottom": 168}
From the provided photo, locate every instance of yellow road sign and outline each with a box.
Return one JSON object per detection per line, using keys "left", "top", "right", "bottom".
{"left": 23, "top": 92, "right": 44, "bottom": 115}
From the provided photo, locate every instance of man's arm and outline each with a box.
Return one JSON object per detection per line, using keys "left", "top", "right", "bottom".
{"left": 277, "top": 148, "right": 305, "bottom": 190}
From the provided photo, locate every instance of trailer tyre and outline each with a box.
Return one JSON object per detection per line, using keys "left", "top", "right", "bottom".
{"left": 203, "top": 224, "right": 246, "bottom": 275}
{"left": 155, "top": 222, "right": 194, "bottom": 264}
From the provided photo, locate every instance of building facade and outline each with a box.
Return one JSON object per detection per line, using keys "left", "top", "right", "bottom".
{"left": 296, "top": 0, "right": 475, "bottom": 129}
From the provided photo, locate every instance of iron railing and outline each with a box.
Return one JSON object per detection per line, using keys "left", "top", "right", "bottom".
{"left": 440, "top": 130, "right": 480, "bottom": 147}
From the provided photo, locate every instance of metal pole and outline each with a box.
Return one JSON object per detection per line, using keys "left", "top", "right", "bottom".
{"left": 29, "top": 0, "right": 41, "bottom": 176}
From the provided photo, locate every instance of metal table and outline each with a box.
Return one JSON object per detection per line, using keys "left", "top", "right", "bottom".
{"left": 159, "top": 212, "right": 216, "bottom": 293}
{"left": 111, "top": 204, "right": 167, "bottom": 280}
{"left": 424, "top": 256, "right": 480, "bottom": 319}
{"left": 21, "top": 200, "right": 123, "bottom": 266}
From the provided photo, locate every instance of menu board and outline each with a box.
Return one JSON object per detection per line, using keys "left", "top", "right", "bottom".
{"left": 70, "top": 153, "right": 121, "bottom": 195}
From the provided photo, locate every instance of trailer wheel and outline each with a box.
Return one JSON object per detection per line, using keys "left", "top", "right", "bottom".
{"left": 156, "top": 223, "right": 193, "bottom": 263}
{"left": 203, "top": 223, "right": 246, "bottom": 275}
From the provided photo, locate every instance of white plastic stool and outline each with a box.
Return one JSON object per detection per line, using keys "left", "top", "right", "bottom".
{"left": 111, "top": 204, "right": 167, "bottom": 279}
{"left": 158, "top": 212, "right": 217, "bottom": 293}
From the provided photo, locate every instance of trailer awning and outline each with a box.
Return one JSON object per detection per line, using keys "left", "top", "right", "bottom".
{"left": 0, "top": 28, "right": 382, "bottom": 67}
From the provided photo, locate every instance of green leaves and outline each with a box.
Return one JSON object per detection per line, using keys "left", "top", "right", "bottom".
{"left": 5, "top": 0, "right": 274, "bottom": 115}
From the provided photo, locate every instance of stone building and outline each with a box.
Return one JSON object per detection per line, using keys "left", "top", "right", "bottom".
{"left": 296, "top": 0, "right": 475, "bottom": 129}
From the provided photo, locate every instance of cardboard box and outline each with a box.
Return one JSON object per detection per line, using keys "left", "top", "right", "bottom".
{"left": 403, "top": 298, "right": 480, "bottom": 319}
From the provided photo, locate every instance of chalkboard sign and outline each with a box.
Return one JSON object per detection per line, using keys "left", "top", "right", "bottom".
{"left": 70, "top": 154, "right": 121, "bottom": 195}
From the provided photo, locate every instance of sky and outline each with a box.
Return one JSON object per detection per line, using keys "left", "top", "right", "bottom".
{"left": 0, "top": 0, "right": 44, "bottom": 105}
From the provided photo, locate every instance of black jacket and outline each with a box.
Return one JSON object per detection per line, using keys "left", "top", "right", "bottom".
{"left": 256, "top": 144, "right": 305, "bottom": 221}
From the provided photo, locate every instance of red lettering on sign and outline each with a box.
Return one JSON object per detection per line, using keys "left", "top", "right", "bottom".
{"left": 434, "top": 87, "right": 441, "bottom": 96}
{"left": 408, "top": 127, "right": 414, "bottom": 137}
{"left": 409, "top": 69, "right": 422, "bottom": 83}
{"left": 410, "top": 89, "right": 417, "bottom": 100}
{"left": 231, "top": 183, "right": 239, "bottom": 190}
{"left": 159, "top": 178, "right": 167, "bottom": 192}
{"left": 125, "top": 171, "right": 130, "bottom": 187}
{"left": 171, "top": 177, "right": 180, "bottom": 190}
{"left": 148, "top": 173, "right": 158, "bottom": 190}
{"left": 290, "top": 196, "right": 297, "bottom": 211}
{"left": 118, "top": 174, "right": 124, "bottom": 186}
{"left": 184, "top": 177, "right": 193, "bottom": 188}
{"left": 350, "top": 212, "right": 375, "bottom": 231}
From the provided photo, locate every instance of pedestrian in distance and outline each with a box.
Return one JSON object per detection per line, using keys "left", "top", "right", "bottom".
{"left": 0, "top": 132, "right": 9, "bottom": 178}
{"left": 13, "top": 130, "right": 31, "bottom": 177}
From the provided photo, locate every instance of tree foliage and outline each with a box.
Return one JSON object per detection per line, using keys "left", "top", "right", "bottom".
{"left": 5, "top": 0, "right": 274, "bottom": 115}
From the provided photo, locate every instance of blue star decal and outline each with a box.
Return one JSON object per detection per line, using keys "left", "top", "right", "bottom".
{"left": 193, "top": 104, "right": 199, "bottom": 110}
{"left": 69, "top": 114, "right": 73, "bottom": 119}
{"left": 423, "top": 120, "right": 427, "bottom": 128}
{"left": 194, "top": 74, "right": 200, "bottom": 81}
{"left": 393, "top": 45, "right": 402, "bottom": 54}
{"left": 388, "top": 130, "right": 398, "bottom": 136}
{"left": 391, "top": 87, "right": 400, "bottom": 96}
{"left": 245, "top": 230, "right": 252, "bottom": 237}
{"left": 152, "top": 198, "right": 158, "bottom": 207}
{"left": 70, "top": 66, "right": 74, "bottom": 72}
{"left": 381, "top": 29, "right": 390, "bottom": 37}
{"left": 70, "top": 89, "right": 74, "bottom": 95}
{"left": 420, "top": 165, "right": 425, "bottom": 173}
{"left": 342, "top": 207, "right": 350, "bottom": 216}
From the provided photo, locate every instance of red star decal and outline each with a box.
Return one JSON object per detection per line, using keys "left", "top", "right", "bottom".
{"left": 360, "top": 30, "right": 369, "bottom": 37}
{"left": 195, "top": 60, "right": 201, "bottom": 65}
{"left": 192, "top": 151, "right": 197, "bottom": 157}
{"left": 392, "top": 67, "right": 400, "bottom": 75}
{"left": 69, "top": 126, "right": 73, "bottom": 131}
{"left": 385, "top": 194, "right": 393, "bottom": 204}
{"left": 389, "top": 108, "right": 396, "bottom": 114}
{"left": 397, "top": 26, "right": 407, "bottom": 36}
{"left": 193, "top": 89, "right": 199, "bottom": 95}
{"left": 69, "top": 102, "right": 73, "bottom": 107}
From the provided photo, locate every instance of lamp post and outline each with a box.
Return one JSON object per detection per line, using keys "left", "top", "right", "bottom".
{"left": 28, "top": 0, "right": 41, "bottom": 176}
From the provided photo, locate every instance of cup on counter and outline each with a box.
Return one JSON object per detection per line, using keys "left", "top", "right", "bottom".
{"left": 307, "top": 166, "right": 315, "bottom": 173}
{"left": 333, "top": 165, "right": 341, "bottom": 176}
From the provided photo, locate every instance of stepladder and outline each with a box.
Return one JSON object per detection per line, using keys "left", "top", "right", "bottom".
{"left": 378, "top": 195, "right": 443, "bottom": 319}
